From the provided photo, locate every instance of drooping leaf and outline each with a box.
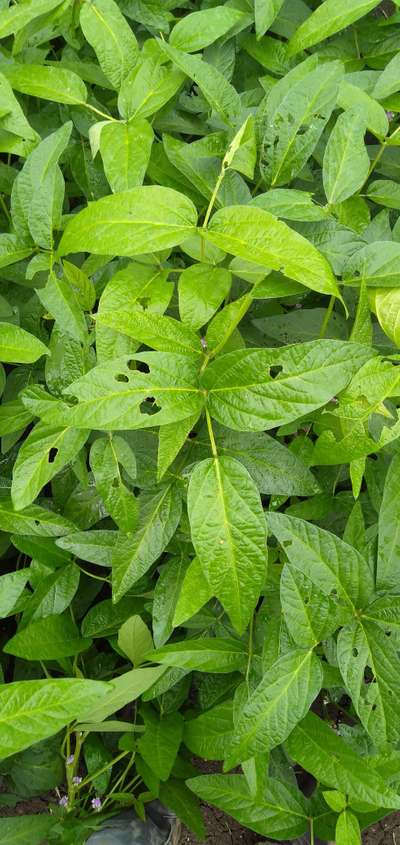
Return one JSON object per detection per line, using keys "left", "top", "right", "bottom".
{"left": 80, "top": 0, "right": 138, "bottom": 90}
{"left": 0, "top": 323, "right": 48, "bottom": 364}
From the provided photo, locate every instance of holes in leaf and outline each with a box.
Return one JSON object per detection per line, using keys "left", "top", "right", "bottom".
{"left": 386, "top": 630, "right": 392, "bottom": 637}
{"left": 137, "top": 361, "right": 150, "bottom": 374}
{"left": 111, "top": 477, "right": 120, "bottom": 489}
{"left": 115, "top": 373, "right": 129, "bottom": 383}
{"left": 352, "top": 647, "right": 359, "bottom": 658}
{"left": 282, "top": 540, "right": 292, "bottom": 548}
{"left": 270, "top": 365, "right": 283, "bottom": 379}
{"left": 48, "top": 447, "right": 58, "bottom": 464}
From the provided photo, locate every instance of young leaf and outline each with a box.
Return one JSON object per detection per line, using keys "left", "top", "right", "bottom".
{"left": 80, "top": 0, "right": 138, "bottom": 90}
{"left": 267, "top": 512, "right": 375, "bottom": 611}
{"left": 138, "top": 708, "right": 183, "bottom": 781}
{"left": 178, "top": 264, "right": 231, "bottom": 330}
{"left": 170, "top": 6, "right": 246, "bottom": 52}
{"left": 187, "top": 774, "right": 309, "bottom": 839}
{"left": 36, "top": 271, "right": 88, "bottom": 343}
{"left": 288, "top": 0, "right": 380, "bottom": 55}
{"left": 112, "top": 484, "right": 182, "bottom": 601}
{"left": 226, "top": 649, "right": 323, "bottom": 766}
{"left": 11, "top": 423, "right": 88, "bottom": 510}
{"left": 202, "top": 342, "right": 372, "bottom": 432}
{"left": 0, "top": 679, "right": 110, "bottom": 758}
{"left": 149, "top": 638, "right": 247, "bottom": 673}
{"left": 336, "top": 810, "right": 361, "bottom": 845}
{"left": 286, "top": 712, "right": 400, "bottom": 809}
{"left": 323, "top": 108, "right": 370, "bottom": 205}
{"left": 90, "top": 436, "right": 138, "bottom": 533}
{"left": 255, "top": 0, "right": 285, "bottom": 39}
{"left": 99, "top": 119, "right": 154, "bottom": 192}
{"left": 187, "top": 456, "right": 267, "bottom": 634}
{"left": 58, "top": 186, "right": 198, "bottom": 257}
{"left": 173, "top": 556, "right": 214, "bottom": 627}
{"left": 0, "top": 323, "right": 48, "bottom": 364}
{"left": 158, "top": 41, "right": 241, "bottom": 126}
{"left": 4, "top": 613, "right": 91, "bottom": 660}
{"left": 377, "top": 453, "right": 400, "bottom": 590}
{"left": 118, "top": 615, "right": 153, "bottom": 667}
{"left": 203, "top": 205, "right": 341, "bottom": 297}
{"left": 1, "top": 64, "right": 87, "bottom": 105}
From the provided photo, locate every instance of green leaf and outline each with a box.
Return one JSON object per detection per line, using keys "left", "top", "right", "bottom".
{"left": 22, "top": 563, "right": 80, "bottom": 625}
{"left": 0, "top": 497, "right": 74, "bottom": 536}
{"left": 90, "top": 436, "right": 138, "bottom": 533}
{"left": 367, "top": 180, "right": 400, "bottom": 210}
{"left": 152, "top": 556, "right": 187, "bottom": 647}
{"left": 197, "top": 426, "right": 320, "bottom": 496}
{"left": 286, "top": 712, "right": 400, "bottom": 809}
{"left": 0, "top": 678, "right": 110, "bottom": 759}
{"left": 203, "top": 205, "right": 340, "bottom": 297}
{"left": 372, "top": 287, "right": 400, "bottom": 347}
{"left": 80, "top": 0, "right": 138, "bottom": 91}
{"left": 158, "top": 41, "right": 241, "bottom": 126}
{"left": 1, "top": 64, "right": 87, "bottom": 105}
{"left": 46, "top": 354, "right": 203, "bottom": 431}
{"left": 138, "top": 708, "right": 183, "bottom": 781}
{"left": 118, "top": 615, "right": 153, "bottom": 667}
{"left": 373, "top": 52, "right": 400, "bottom": 101}
{"left": 0, "top": 72, "right": 37, "bottom": 142}
{"left": 56, "top": 530, "right": 117, "bottom": 566}
{"left": 344, "top": 242, "right": 400, "bottom": 287}
{"left": 0, "top": 234, "right": 32, "bottom": 269}
{"left": 288, "top": 0, "right": 380, "bottom": 55}
{"left": 267, "top": 512, "right": 375, "bottom": 611}
{"left": 260, "top": 58, "right": 343, "bottom": 188}
{"left": 118, "top": 57, "right": 185, "bottom": 120}
{"left": 99, "top": 119, "right": 153, "bottom": 192}
{"left": 77, "top": 667, "right": 166, "bottom": 723}
{"left": 202, "top": 341, "right": 372, "bottom": 432}
{"left": 280, "top": 566, "right": 350, "bottom": 647}
{"left": 12, "top": 423, "right": 88, "bottom": 510}
{"left": 58, "top": 186, "right": 197, "bottom": 257}
{"left": 36, "top": 271, "right": 88, "bottom": 343}
{"left": 157, "top": 412, "right": 200, "bottom": 481}
{"left": 0, "top": 323, "right": 48, "bottom": 364}
{"left": 159, "top": 779, "right": 205, "bottom": 840}
{"left": 4, "top": 613, "right": 91, "bottom": 660}
{"left": 255, "top": 0, "right": 285, "bottom": 38}
{"left": 184, "top": 701, "right": 234, "bottom": 761}
{"left": 149, "top": 638, "right": 247, "bottom": 673}
{"left": 0, "top": 569, "right": 30, "bottom": 619}
{"left": 96, "top": 262, "right": 172, "bottom": 363}
{"left": 337, "top": 619, "right": 400, "bottom": 746}
{"left": 377, "top": 454, "right": 400, "bottom": 589}
{"left": 173, "top": 556, "right": 214, "bottom": 627}
{"left": 226, "top": 649, "right": 322, "bottom": 766}
{"left": 96, "top": 311, "right": 202, "bottom": 356}
{"left": 336, "top": 810, "right": 361, "bottom": 845}
{"left": 187, "top": 774, "right": 309, "bottom": 839}
{"left": 112, "top": 484, "right": 182, "bottom": 601}
{"left": 82, "top": 597, "right": 143, "bottom": 638}
{"left": 170, "top": 6, "right": 246, "bottom": 52}
{"left": 14, "top": 122, "right": 72, "bottom": 251}
{"left": 323, "top": 108, "right": 370, "bottom": 204}
{"left": 0, "top": 815, "right": 55, "bottom": 845}
{"left": 178, "top": 264, "right": 231, "bottom": 330}
{"left": 187, "top": 456, "right": 267, "bottom": 633}
{"left": 337, "top": 81, "right": 388, "bottom": 140}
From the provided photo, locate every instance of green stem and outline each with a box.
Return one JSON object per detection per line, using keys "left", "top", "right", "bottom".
{"left": 206, "top": 409, "right": 218, "bottom": 459}
{"left": 246, "top": 614, "right": 254, "bottom": 693}
{"left": 360, "top": 124, "right": 400, "bottom": 192}
{"left": 310, "top": 817, "right": 315, "bottom": 845}
{"left": 319, "top": 295, "right": 335, "bottom": 339}
{"left": 80, "top": 101, "right": 118, "bottom": 123}
{"left": 76, "top": 750, "right": 130, "bottom": 791}
{"left": 202, "top": 164, "right": 226, "bottom": 230}
{"left": 101, "top": 754, "right": 136, "bottom": 810}
{"left": 0, "top": 195, "right": 11, "bottom": 223}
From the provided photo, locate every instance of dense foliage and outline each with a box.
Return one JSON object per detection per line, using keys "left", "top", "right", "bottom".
{"left": 2, "top": 0, "right": 400, "bottom": 842}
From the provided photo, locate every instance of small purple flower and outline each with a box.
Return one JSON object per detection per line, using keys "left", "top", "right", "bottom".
{"left": 66, "top": 754, "right": 74, "bottom": 765}
{"left": 91, "top": 797, "right": 102, "bottom": 811}
{"left": 386, "top": 111, "right": 395, "bottom": 121}
{"left": 295, "top": 303, "right": 302, "bottom": 309}
{"left": 72, "top": 776, "right": 82, "bottom": 785}
{"left": 59, "top": 796, "right": 68, "bottom": 808}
